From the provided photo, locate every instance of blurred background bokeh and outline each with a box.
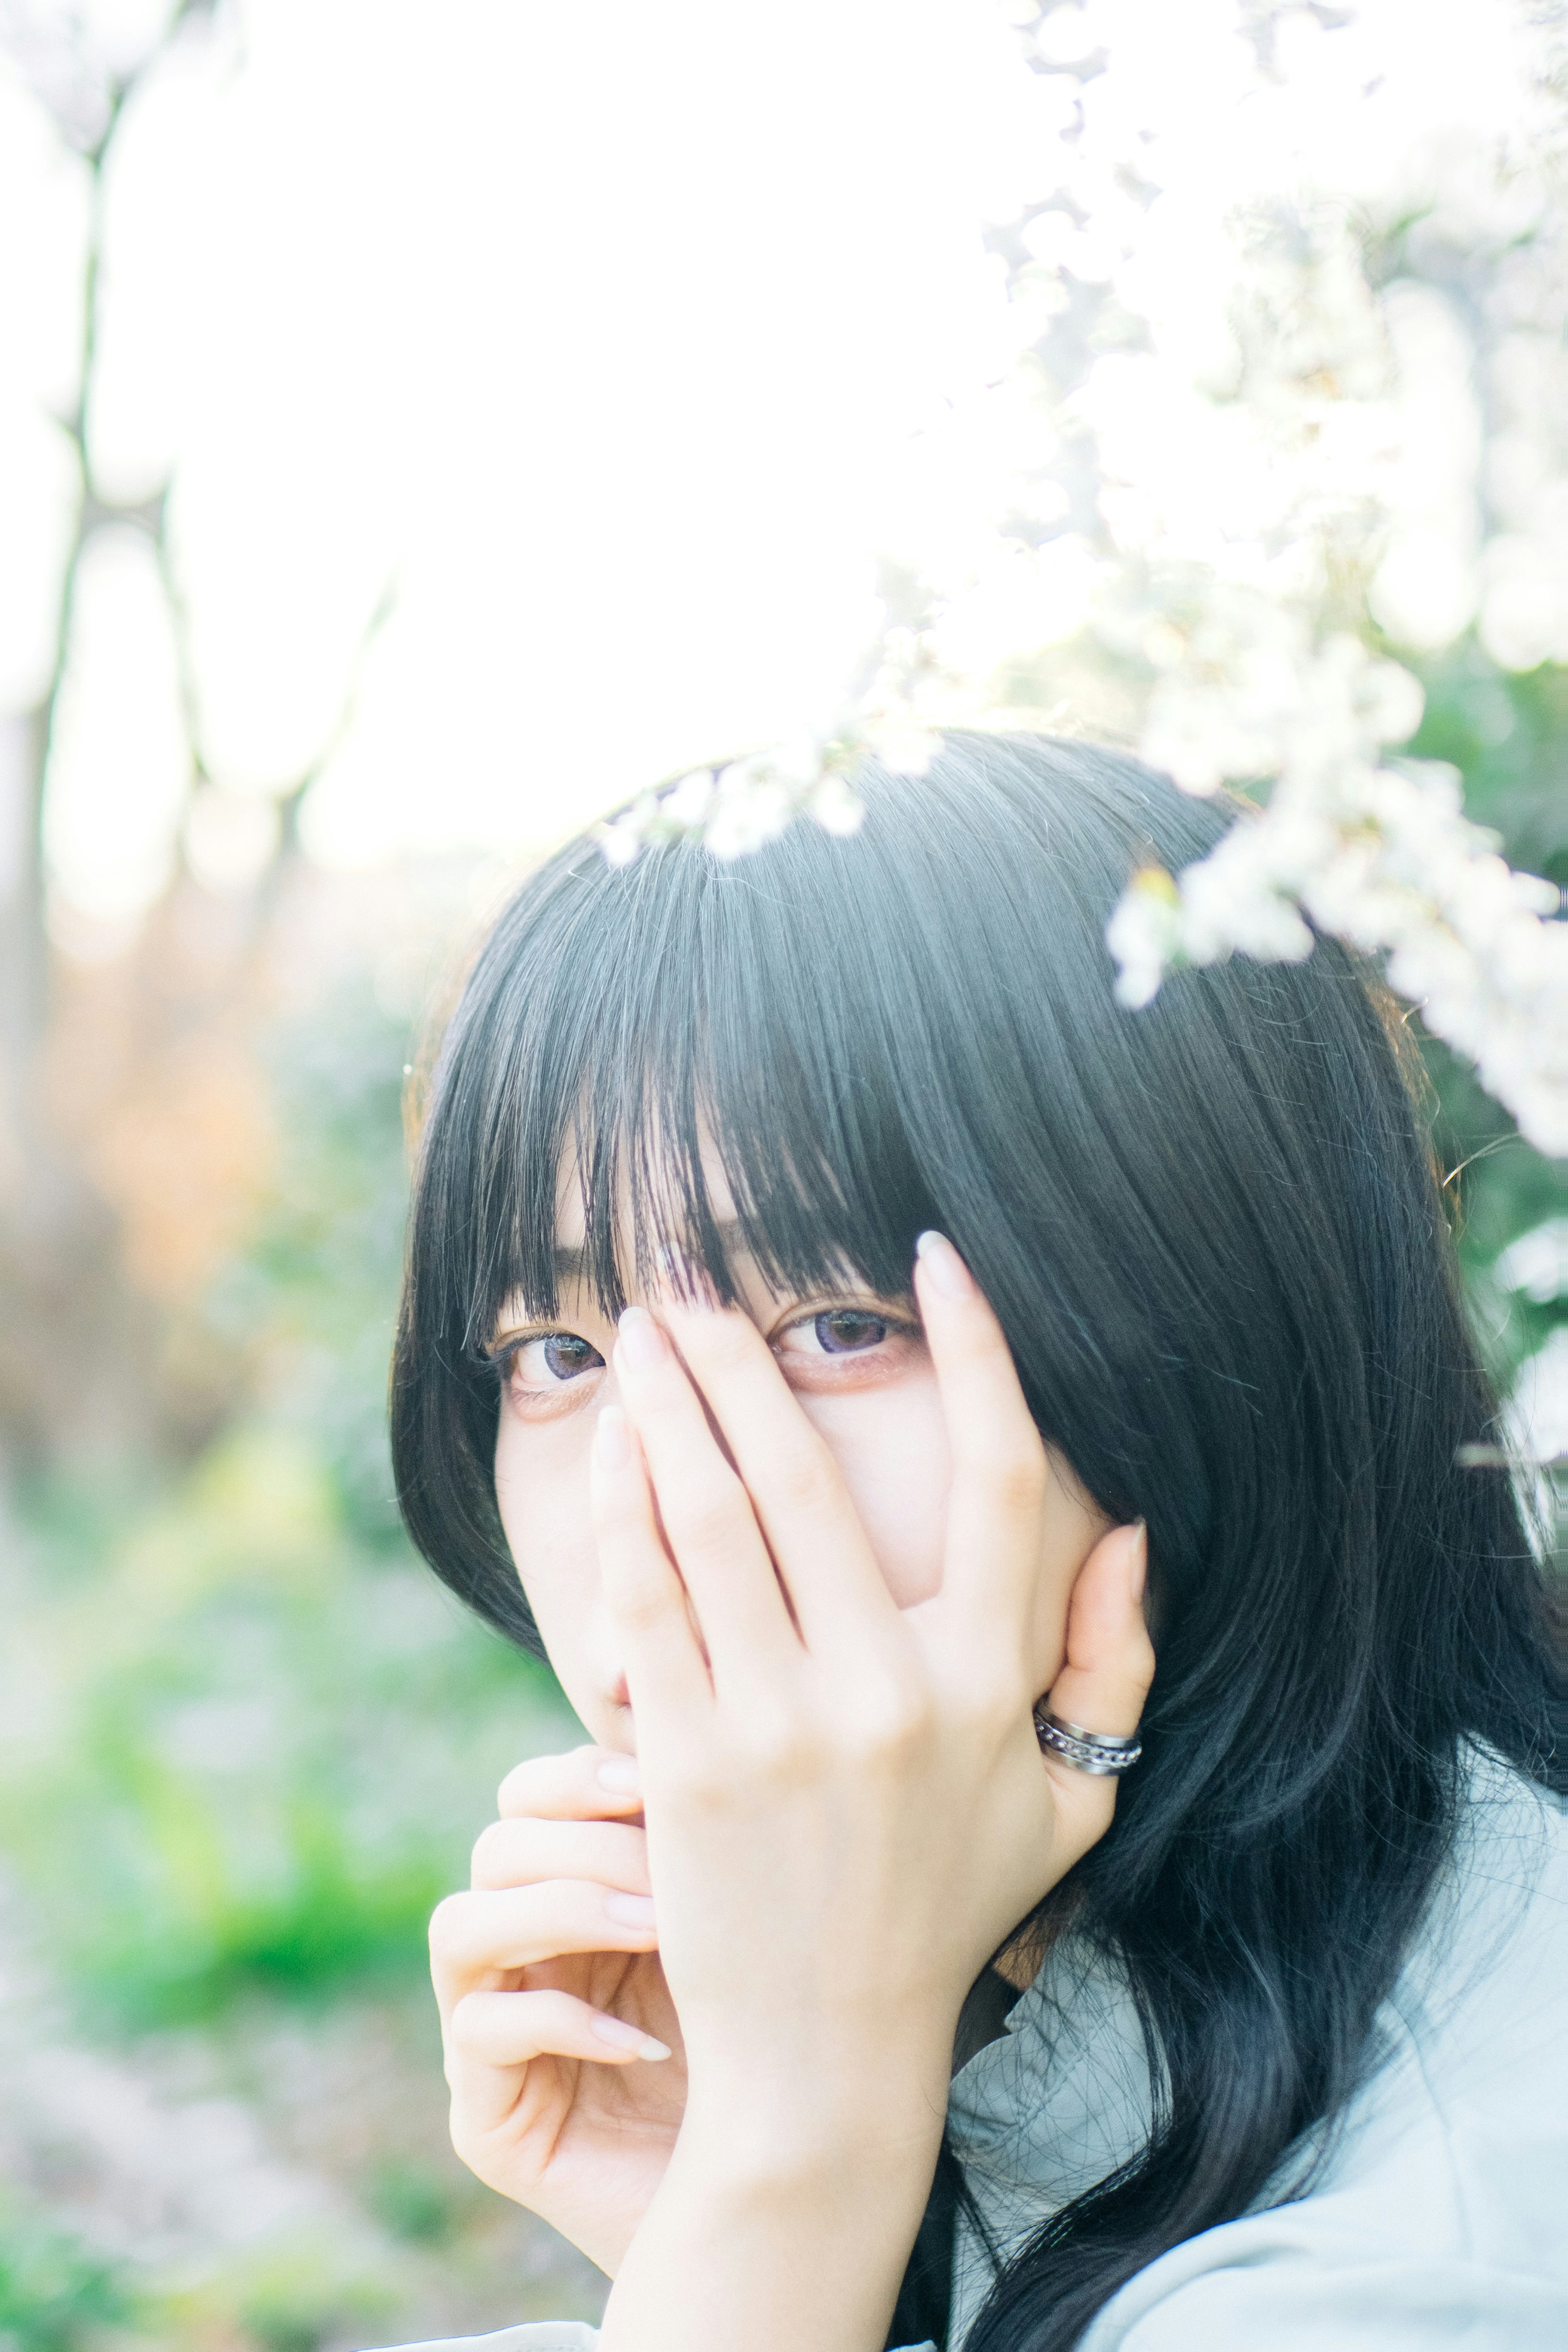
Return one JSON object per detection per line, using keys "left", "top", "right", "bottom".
{"left": 0, "top": 3, "right": 1564, "bottom": 2347}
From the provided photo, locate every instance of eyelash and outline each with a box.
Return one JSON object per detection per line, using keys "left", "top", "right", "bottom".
{"left": 773, "top": 1303, "right": 919, "bottom": 1351}
{"left": 489, "top": 1300, "right": 919, "bottom": 1386}
{"left": 489, "top": 1331, "right": 604, "bottom": 1386}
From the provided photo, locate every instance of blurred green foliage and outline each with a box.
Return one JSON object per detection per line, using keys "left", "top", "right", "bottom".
{"left": 4, "top": 983, "right": 572, "bottom": 2035}
{"left": 213, "top": 978, "right": 424, "bottom": 1552}
{"left": 223, "top": 2238, "right": 395, "bottom": 2352}
{"left": 365, "top": 2160, "right": 470, "bottom": 2249}
{"left": 0, "top": 2205, "right": 131, "bottom": 2350}
{"left": 1406, "top": 644, "right": 1568, "bottom": 1407}
{"left": 4, "top": 1427, "right": 566, "bottom": 2029}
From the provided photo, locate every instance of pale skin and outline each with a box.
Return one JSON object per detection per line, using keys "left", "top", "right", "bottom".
{"left": 429, "top": 1185, "right": 1156, "bottom": 2351}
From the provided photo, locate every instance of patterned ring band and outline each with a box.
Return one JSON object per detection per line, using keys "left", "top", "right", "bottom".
{"left": 1032, "top": 1705, "right": 1143, "bottom": 1775}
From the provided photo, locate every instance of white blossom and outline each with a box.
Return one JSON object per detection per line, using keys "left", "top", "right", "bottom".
{"left": 1493, "top": 1218, "right": 1568, "bottom": 1303}
{"left": 1109, "top": 634, "right": 1567, "bottom": 1154}
{"left": 592, "top": 692, "right": 945, "bottom": 869}
{"left": 862, "top": 717, "right": 939, "bottom": 777}
{"left": 661, "top": 768, "right": 715, "bottom": 829}
{"left": 807, "top": 769, "right": 869, "bottom": 837}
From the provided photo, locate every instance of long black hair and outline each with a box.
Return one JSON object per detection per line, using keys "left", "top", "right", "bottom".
{"left": 391, "top": 732, "right": 1563, "bottom": 2349}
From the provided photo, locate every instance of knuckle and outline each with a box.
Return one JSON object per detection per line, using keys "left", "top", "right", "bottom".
{"left": 446, "top": 1989, "right": 488, "bottom": 2054}
{"left": 689, "top": 1315, "right": 755, "bottom": 1374}
{"left": 610, "top": 1574, "right": 677, "bottom": 1634}
{"left": 979, "top": 1664, "right": 1032, "bottom": 1724}
{"left": 742, "top": 1711, "right": 812, "bottom": 1781}
{"left": 768, "top": 1441, "right": 834, "bottom": 1517}
{"left": 663, "top": 1723, "right": 756, "bottom": 1804}
{"left": 669, "top": 1477, "right": 747, "bottom": 1558}
{"left": 428, "top": 1891, "right": 470, "bottom": 1962}
{"left": 496, "top": 1751, "right": 569, "bottom": 1814}
{"left": 470, "top": 1820, "right": 510, "bottom": 1883}
{"left": 849, "top": 1684, "right": 933, "bottom": 1766}
{"left": 981, "top": 1437, "right": 1048, "bottom": 1511}
{"left": 597, "top": 1473, "right": 650, "bottom": 1534}
{"left": 960, "top": 1639, "right": 1032, "bottom": 1720}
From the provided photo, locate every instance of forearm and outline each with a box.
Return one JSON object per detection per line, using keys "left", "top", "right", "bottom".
{"left": 598, "top": 2082, "right": 945, "bottom": 2352}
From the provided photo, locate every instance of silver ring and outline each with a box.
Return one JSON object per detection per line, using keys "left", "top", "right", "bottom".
{"left": 1033, "top": 1704, "right": 1142, "bottom": 1775}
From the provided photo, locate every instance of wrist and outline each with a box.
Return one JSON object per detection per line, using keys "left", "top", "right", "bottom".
{"left": 601, "top": 2116, "right": 936, "bottom": 2352}
{"left": 677, "top": 2081, "right": 946, "bottom": 2203}
{"left": 676, "top": 2026, "right": 952, "bottom": 2181}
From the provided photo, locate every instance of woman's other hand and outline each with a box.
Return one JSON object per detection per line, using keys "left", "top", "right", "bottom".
{"left": 428, "top": 1742, "right": 686, "bottom": 2274}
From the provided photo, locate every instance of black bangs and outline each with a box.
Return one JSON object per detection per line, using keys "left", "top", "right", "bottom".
{"left": 455, "top": 816, "right": 945, "bottom": 1348}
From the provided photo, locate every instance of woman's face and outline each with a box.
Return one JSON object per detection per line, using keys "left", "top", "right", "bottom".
{"left": 492, "top": 1165, "right": 1106, "bottom": 1753}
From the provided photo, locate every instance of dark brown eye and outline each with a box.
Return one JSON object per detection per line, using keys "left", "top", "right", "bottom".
{"left": 542, "top": 1334, "right": 604, "bottom": 1381}
{"left": 814, "top": 1310, "right": 888, "bottom": 1354}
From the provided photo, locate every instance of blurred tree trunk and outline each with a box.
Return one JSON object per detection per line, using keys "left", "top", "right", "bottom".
{"left": 0, "top": 49, "right": 149, "bottom": 1475}
{"left": 0, "top": 1, "right": 396, "bottom": 1485}
{"left": 0, "top": 2, "right": 264, "bottom": 1480}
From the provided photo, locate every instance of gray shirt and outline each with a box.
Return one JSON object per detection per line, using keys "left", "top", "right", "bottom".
{"left": 370, "top": 1754, "right": 1568, "bottom": 2352}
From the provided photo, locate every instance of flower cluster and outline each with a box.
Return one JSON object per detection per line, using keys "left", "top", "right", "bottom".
{"left": 594, "top": 740, "right": 872, "bottom": 869}
{"left": 1107, "top": 628, "right": 1568, "bottom": 1154}
{"left": 593, "top": 645, "right": 943, "bottom": 865}
{"left": 597, "top": 3, "right": 1568, "bottom": 1156}
{"left": 1081, "top": 165, "right": 1568, "bottom": 1157}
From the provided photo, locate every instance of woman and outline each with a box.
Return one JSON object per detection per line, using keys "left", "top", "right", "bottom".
{"left": 381, "top": 733, "right": 1565, "bottom": 2352}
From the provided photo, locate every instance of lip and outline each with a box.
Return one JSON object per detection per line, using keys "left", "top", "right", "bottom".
{"left": 609, "top": 1673, "right": 631, "bottom": 1710}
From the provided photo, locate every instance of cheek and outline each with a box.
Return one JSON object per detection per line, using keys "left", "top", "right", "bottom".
{"left": 797, "top": 1367, "right": 951, "bottom": 1608}
{"left": 494, "top": 1405, "right": 613, "bottom": 1730}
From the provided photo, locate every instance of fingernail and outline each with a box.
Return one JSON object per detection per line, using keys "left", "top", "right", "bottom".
{"left": 596, "top": 1753, "right": 642, "bottom": 1796}
{"left": 915, "top": 1230, "right": 976, "bottom": 1300}
{"left": 590, "top": 2011, "right": 671, "bottom": 2059}
{"left": 604, "top": 1890, "right": 657, "bottom": 1926}
{"left": 617, "top": 1304, "right": 668, "bottom": 1370}
{"left": 595, "top": 1406, "right": 634, "bottom": 1470}
{"left": 1128, "top": 1519, "right": 1147, "bottom": 1604}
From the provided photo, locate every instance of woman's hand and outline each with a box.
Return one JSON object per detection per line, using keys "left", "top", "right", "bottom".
{"left": 593, "top": 1233, "right": 1155, "bottom": 2351}
{"left": 428, "top": 1742, "right": 687, "bottom": 2274}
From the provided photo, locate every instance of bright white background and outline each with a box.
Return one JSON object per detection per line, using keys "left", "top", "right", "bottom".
{"left": 5, "top": 0, "right": 1049, "bottom": 906}
{"left": 0, "top": 0, "right": 1557, "bottom": 914}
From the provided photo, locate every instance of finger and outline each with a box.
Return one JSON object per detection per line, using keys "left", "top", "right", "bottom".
{"left": 915, "top": 1232, "right": 1049, "bottom": 1617}
{"left": 471, "top": 1815, "right": 650, "bottom": 1896}
{"left": 449, "top": 1988, "right": 670, "bottom": 2073}
{"left": 428, "top": 1880, "right": 659, "bottom": 2013}
{"left": 445, "top": 1990, "right": 670, "bottom": 2134}
{"left": 655, "top": 1293, "right": 896, "bottom": 1653}
{"left": 590, "top": 1402, "right": 714, "bottom": 1723}
{"left": 497, "top": 1744, "right": 644, "bottom": 1822}
{"left": 1042, "top": 1521, "right": 1155, "bottom": 1743}
{"left": 610, "top": 1308, "right": 798, "bottom": 1670}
